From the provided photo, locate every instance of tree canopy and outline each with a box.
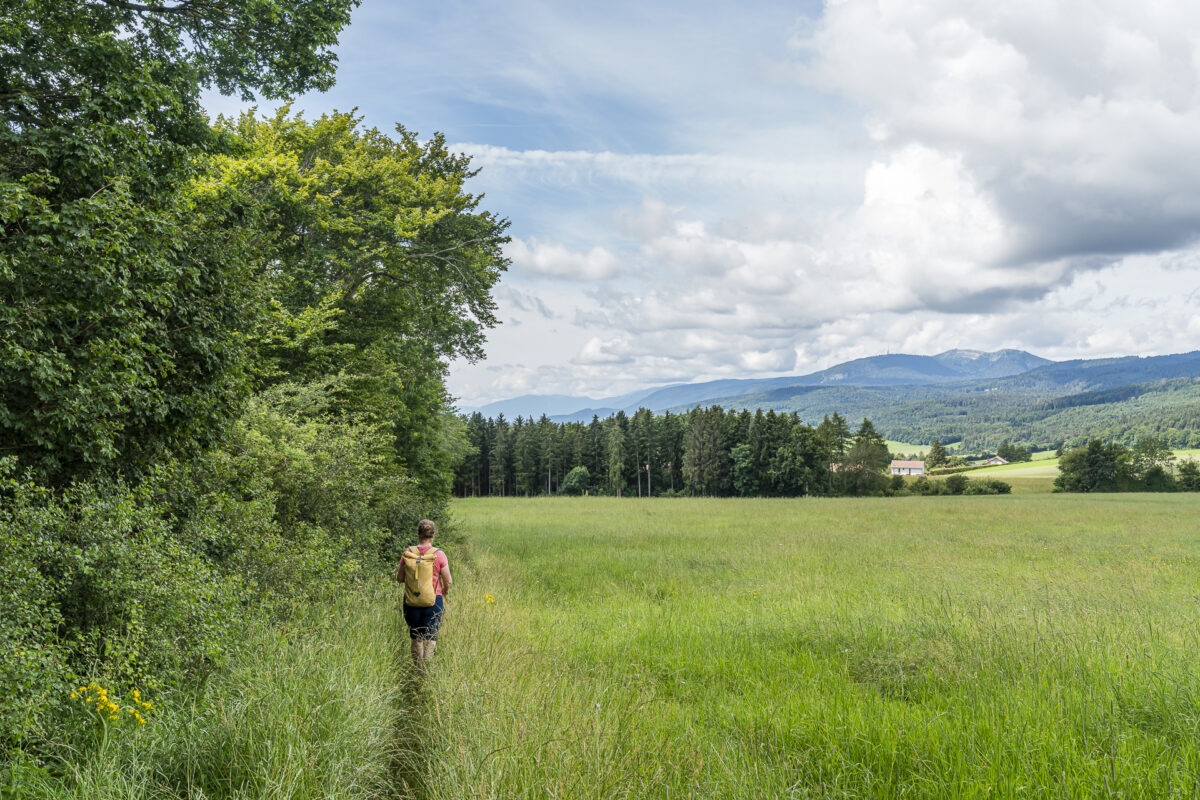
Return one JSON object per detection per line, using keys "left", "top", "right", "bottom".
{"left": 1, "top": 0, "right": 358, "bottom": 483}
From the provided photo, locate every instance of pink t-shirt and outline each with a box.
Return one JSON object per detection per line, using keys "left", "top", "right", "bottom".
{"left": 412, "top": 545, "right": 449, "bottom": 596}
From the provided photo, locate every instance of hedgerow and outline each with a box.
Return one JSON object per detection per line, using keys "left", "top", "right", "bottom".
{"left": 0, "top": 381, "right": 441, "bottom": 765}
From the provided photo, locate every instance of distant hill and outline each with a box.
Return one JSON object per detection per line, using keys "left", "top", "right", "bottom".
{"left": 473, "top": 348, "right": 1053, "bottom": 423}
{"left": 932, "top": 348, "right": 1052, "bottom": 378}
{"left": 690, "top": 352, "right": 1200, "bottom": 450}
{"left": 466, "top": 388, "right": 655, "bottom": 420}
{"left": 463, "top": 349, "right": 1200, "bottom": 450}
{"left": 798, "top": 348, "right": 1052, "bottom": 386}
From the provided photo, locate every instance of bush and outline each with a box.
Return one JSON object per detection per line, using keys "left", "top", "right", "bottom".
{"left": 908, "top": 476, "right": 940, "bottom": 495}
{"left": 1179, "top": 460, "right": 1200, "bottom": 491}
{"left": 963, "top": 479, "right": 1012, "bottom": 495}
{"left": 1054, "top": 440, "right": 1131, "bottom": 493}
{"left": 944, "top": 474, "right": 969, "bottom": 495}
{"left": 1141, "top": 465, "right": 1176, "bottom": 492}
{"left": 0, "top": 460, "right": 247, "bottom": 754}
{"left": 0, "top": 463, "right": 70, "bottom": 751}
{"left": 559, "top": 466, "right": 590, "bottom": 496}
{"left": 1, "top": 380, "right": 446, "bottom": 762}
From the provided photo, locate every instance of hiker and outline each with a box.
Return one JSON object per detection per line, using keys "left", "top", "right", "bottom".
{"left": 397, "top": 519, "right": 452, "bottom": 671}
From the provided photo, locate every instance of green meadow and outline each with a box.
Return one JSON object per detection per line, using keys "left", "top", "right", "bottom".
{"left": 416, "top": 495, "right": 1200, "bottom": 799}
{"left": 21, "top": 494, "right": 1200, "bottom": 800}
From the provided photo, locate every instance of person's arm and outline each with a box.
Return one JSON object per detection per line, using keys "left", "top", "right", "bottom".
{"left": 440, "top": 565, "right": 452, "bottom": 598}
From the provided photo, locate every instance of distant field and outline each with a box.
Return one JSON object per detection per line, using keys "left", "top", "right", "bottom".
{"left": 971, "top": 448, "right": 1199, "bottom": 479}
{"left": 427, "top": 496, "right": 1200, "bottom": 798}
{"left": 885, "top": 439, "right": 931, "bottom": 456}
{"left": 993, "top": 476, "right": 1057, "bottom": 494}
{"left": 971, "top": 458, "right": 1062, "bottom": 477}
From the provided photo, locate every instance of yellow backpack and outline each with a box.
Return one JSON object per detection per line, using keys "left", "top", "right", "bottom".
{"left": 402, "top": 546, "right": 440, "bottom": 607}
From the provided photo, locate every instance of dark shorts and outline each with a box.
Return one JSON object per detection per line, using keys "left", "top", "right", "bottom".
{"left": 403, "top": 595, "right": 444, "bottom": 641}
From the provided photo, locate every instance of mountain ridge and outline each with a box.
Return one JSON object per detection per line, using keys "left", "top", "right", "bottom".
{"left": 460, "top": 348, "right": 1053, "bottom": 420}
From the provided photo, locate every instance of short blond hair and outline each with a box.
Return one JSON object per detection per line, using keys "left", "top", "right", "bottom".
{"left": 417, "top": 519, "right": 436, "bottom": 541}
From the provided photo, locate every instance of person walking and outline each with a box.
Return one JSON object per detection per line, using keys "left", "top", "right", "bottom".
{"left": 397, "top": 519, "right": 452, "bottom": 671}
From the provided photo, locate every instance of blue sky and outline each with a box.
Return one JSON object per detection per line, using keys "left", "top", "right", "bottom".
{"left": 205, "top": 0, "right": 1200, "bottom": 406}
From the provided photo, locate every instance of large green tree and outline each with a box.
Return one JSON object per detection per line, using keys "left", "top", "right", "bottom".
{"left": 1, "top": 0, "right": 357, "bottom": 483}
{"left": 205, "top": 109, "right": 509, "bottom": 496}
{"left": 926, "top": 439, "right": 947, "bottom": 468}
{"left": 842, "top": 418, "right": 891, "bottom": 495}
{"left": 1054, "top": 440, "right": 1131, "bottom": 492}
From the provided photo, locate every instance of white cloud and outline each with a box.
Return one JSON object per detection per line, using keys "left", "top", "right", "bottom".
{"left": 507, "top": 237, "right": 624, "bottom": 280}
{"left": 795, "top": 0, "right": 1200, "bottom": 264}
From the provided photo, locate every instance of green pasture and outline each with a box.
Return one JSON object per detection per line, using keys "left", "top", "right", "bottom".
{"left": 885, "top": 440, "right": 931, "bottom": 456}
{"left": 426, "top": 495, "right": 1200, "bottom": 799}
{"left": 991, "top": 476, "right": 1057, "bottom": 494}
{"left": 971, "top": 448, "right": 1199, "bottom": 479}
{"left": 971, "top": 458, "right": 1062, "bottom": 477}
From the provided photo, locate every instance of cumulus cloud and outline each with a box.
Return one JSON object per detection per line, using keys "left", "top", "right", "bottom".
{"left": 795, "top": 0, "right": 1200, "bottom": 266}
{"left": 507, "top": 237, "right": 625, "bottom": 280}
{"left": 577, "top": 335, "right": 636, "bottom": 365}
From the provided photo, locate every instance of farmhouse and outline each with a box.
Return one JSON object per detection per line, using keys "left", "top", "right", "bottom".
{"left": 889, "top": 459, "right": 925, "bottom": 476}
{"left": 981, "top": 456, "right": 1008, "bottom": 466}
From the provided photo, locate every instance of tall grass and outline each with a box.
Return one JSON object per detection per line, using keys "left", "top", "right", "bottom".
{"left": 422, "top": 495, "right": 1200, "bottom": 798}
{"left": 11, "top": 578, "right": 411, "bottom": 800}
{"left": 16, "top": 495, "right": 1200, "bottom": 798}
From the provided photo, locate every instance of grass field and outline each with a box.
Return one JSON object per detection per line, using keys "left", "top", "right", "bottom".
{"left": 970, "top": 449, "right": 1200, "bottom": 480}
{"left": 885, "top": 440, "right": 932, "bottom": 456}
{"left": 423, "top": 495, "right": 1200, "bottom": 799}
{"left": 971, "top": 459, "right": 1062, "bottom": 477}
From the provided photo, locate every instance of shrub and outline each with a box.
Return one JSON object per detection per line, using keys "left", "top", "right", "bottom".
{"left": 944, "top": 474, "right": 969, "bottom": 495}
{"left": 1, "top": 379, "right": 447, "bottom": 759}
{"left": 963, "top": 479, "right": 1012, "bottom": 495}
{"left": 1179, "top": 460, "right": 1200, "bottom": 491}
{"left": 1054, "top": 440, "right": 1131, "bottom": 492}
{"left": 0, "top": 462, "right": 70, "bottom": 751}
{"left": 1141, "top": 465, "right": 1176, "bottom": 492}
{"left": 0, "top": 459, "right": 246, "bottom": 753}
{"left": 559, "top": 466, "right": 590, "bottom": 496}
{"left": 929, "top": 464, "right": 990, "bottom": 476}
{"left": 908, "top": 476, "right": 940, "bottom": 495}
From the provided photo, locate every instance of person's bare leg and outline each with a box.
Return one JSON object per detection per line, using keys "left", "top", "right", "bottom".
{"left": 410, "top": 638, "right": 422, "bottom": 670}
{"left": 425, "top": 640, "right": 437, "bottom": 661}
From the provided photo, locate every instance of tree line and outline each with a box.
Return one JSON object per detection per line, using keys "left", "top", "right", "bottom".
{"left": 1055, "top": 438, "right": 1200, "bottom": 493}
{"left": 455, "top": 408, "right": 911, "bottom": 498}
{"left": 2, "top": 0, "right": 505, "bottom": 762}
